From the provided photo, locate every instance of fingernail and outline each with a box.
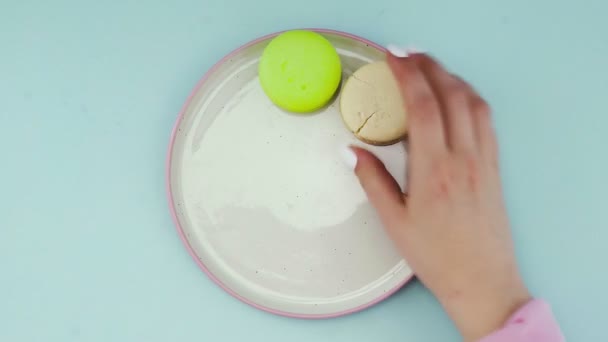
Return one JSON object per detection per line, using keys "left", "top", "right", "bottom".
{"left": 387, "top": 44, "right": 408, "bottom": 58}
{"left": 406, "top": 46, "right": 426, "bottom": 54}
{"left": 341, "top": 146, "right": 358, "bottom": 170}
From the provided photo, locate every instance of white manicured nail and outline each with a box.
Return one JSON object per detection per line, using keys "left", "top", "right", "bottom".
{"left": 387, "top": 44, "right": 409, "bottom": 58}
{"left": 406, "top": 46, "right": 426, "bottom": 54}
{"left": 341, "top": 146, "right": 358, "bottom": 170}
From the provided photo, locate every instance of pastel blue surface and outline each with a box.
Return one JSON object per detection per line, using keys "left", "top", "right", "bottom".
{"left": 1, "top": 0, "right": 607, "bottom": 340}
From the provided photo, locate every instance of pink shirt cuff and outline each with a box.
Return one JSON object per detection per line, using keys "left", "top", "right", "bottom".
{"left": 479, "top": 299, "right": 564, "bottom": 342}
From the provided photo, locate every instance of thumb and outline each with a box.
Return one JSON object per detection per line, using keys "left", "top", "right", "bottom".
{"left": 346, "top": 146, "right": 406, "bottom": 228}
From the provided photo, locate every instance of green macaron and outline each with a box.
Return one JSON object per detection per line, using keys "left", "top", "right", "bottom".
{"left": 258, "top": 30, "right": 342, "bottom": 113}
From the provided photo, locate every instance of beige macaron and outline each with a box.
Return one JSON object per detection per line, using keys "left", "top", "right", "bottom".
{"left": 339, "top": 61, "right": 407, "bottom": 146}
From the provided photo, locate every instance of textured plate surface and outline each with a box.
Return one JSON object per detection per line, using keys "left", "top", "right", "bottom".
{"left": 167, "top": 29, "right": 413, "bottom": 318}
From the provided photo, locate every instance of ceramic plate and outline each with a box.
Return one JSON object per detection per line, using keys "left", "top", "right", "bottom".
{"left": 167, "top": 29, "right": 413, "bottom": 318}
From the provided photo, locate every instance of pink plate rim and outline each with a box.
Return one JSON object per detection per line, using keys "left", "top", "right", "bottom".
{"left": 165, "top": 28, "right": 414, "bottom": 319}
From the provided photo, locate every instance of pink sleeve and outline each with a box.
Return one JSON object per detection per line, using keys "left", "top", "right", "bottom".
{"left": 479, "top": 299, "right": 565, "bottom": 342}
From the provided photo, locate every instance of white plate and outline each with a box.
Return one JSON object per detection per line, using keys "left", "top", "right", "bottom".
{"left": 167, "top": 29, "right": 413, "bottom": 318}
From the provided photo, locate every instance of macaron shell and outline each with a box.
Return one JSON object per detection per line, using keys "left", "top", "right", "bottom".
{"left": 258, "top": 30, "right": 342, "bottom": 113}
{"left": 358, "top": 110, "right": 408, "bottom": 144}
{"left": 339, "top": 61, "right": 407, "bottom": 145}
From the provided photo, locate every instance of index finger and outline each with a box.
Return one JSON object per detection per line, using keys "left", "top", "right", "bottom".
{"left": 386, "top": 53, "right": 448, "bottom": 163}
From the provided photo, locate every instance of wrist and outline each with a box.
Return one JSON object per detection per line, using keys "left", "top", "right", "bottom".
{"left": 439, "top": 276, "right": 531, "bottom": 341}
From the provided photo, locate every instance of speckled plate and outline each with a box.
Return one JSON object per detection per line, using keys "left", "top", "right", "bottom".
{"left": 166, "top": 29, "right": 413, "bottom": 318}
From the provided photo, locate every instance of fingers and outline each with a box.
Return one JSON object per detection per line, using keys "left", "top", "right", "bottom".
{"left": 416, "top": 56, "right": 476, "bottom": 153}
{"left": 386, "top": 53, "right": 447, "bottom": 163}
{"left": 470, "top": 95, "right": 498, "bottom": 161}
{"left": 387, "top": 52, "right": 497, "bottom": 162}
{"left": 351, "top": 147, "right": 407, "bottom": 228}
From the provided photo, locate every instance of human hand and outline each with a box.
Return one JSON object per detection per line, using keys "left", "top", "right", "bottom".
{"left": 348, "top": 51, "right": 530, "bottom": 341}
